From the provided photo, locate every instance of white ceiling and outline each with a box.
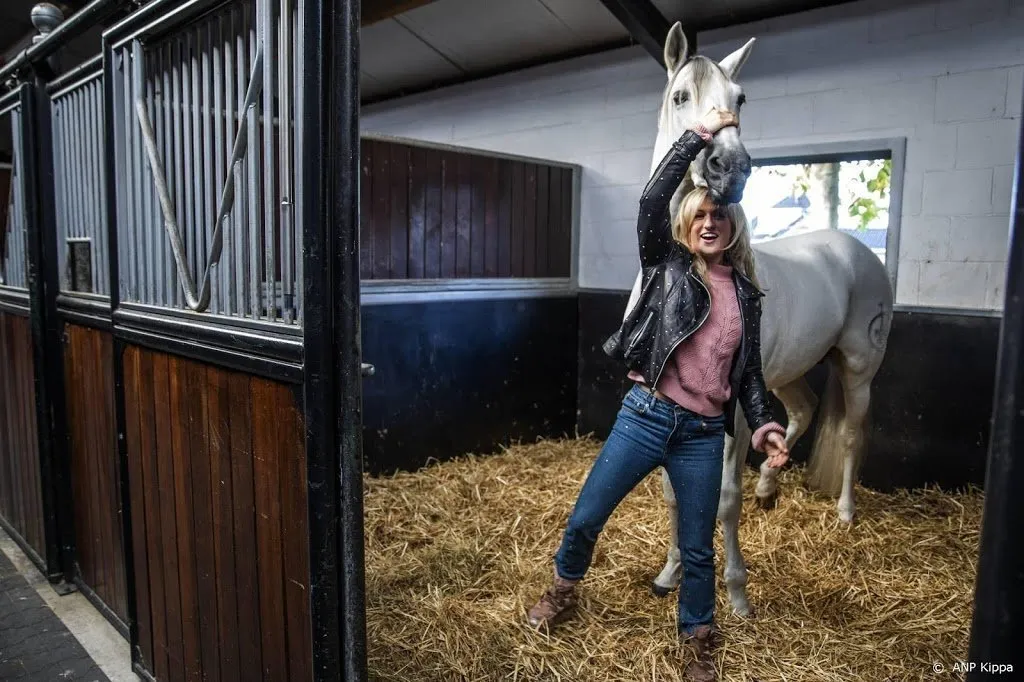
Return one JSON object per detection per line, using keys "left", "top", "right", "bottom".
{"left": 359, "top": 0, "right": 862, "bottom": 103}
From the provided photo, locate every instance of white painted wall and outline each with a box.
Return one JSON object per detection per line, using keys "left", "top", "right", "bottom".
{"left": 362, "top": 0, "right": 1023, "bottom": 311}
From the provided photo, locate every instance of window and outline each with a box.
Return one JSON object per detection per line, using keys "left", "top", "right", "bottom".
{"left": 739, "top": 139, "right": 905, "bottom": 289}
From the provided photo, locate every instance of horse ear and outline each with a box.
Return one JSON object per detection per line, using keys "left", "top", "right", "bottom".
{"left": 663, "top": 22, "right": 690, "bottom": 75}
{"left": 718, "top": 37, "right": 756, "bottom": 80}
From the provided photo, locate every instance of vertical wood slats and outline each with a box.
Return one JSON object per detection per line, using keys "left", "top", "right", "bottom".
{"left": 63, "top": 324, "right": 128, "bottom": 623}
{"left": 123, "top": 344, "right": 311, "bottom": 681}
{"left": 360, "top": 138, "right": 574, "bottom": 281}
{"left": 0, "top": 311, "right": 45, "bottom": 559}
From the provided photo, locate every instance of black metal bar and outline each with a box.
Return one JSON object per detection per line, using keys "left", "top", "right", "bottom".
{"left": 0, "top": 300, "right": 31, "bottom": 316}
{"left": 19, "top": 79, "right": 76, "bottom": 586}
{"left": 109, "top": 334, "right": 140, "bottom": 664}
{"left": 132, "top": 662, "right": 158, "bottom": 682}
{"left": 302, "top": 0, "right": 341, "bottom": 675}
{"left": 966, "top": 78, "right": 1024, "bottom": 680}
{"left": 0, "top": 0, "right": 129, "bottom": 89}
{"left": 73, "top": 573, "right": 130, "bottom": 638}
{"left": 595, "top": 0, "right": 672, "bottom": 66}
{"left": 112, "top": 324, "right": 304, "bottom": 384}
{"left": 0, "top": 513, "right": 48, "bottom": 576}
{"left": 303, "top": 0, "right": 367, "bottom": 677}
{"left": 100, "top": 32, "right": 143, "bottom": 673}
{"left": 0, "top": 288, "right": 32, "bottom": 313}
{"left": 57, "top": 293, "right": 113, "bottom": 330}
{"left": 46, "top": 54, "right": 104, "bottom": 96}
{"left": 104, "top": 0, "right": 230, "bottom": 50}
{"left": 113, "top": 307, "right": 303, "bottom": 363}
{"left": 332, "top": 0, "right": 368, "bottom": 678}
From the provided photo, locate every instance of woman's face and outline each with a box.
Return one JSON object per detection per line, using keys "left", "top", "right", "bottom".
{"left": 688, "top": 198, "right": 733, "bottom": 265}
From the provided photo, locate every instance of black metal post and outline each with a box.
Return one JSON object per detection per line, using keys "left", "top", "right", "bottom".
{"left": 302, "top": 0, "right": 366, "bottom": 678}
{"left": 966, "top": 78, "right": 1024, "bottom": 677}
{"left": 19, "top": 78, "right": 76, "bottom": 588}
{"left": 99, "top": 34, "right": 145, "bottom": 673}
{"left": 332, "top": 0, "right": 368, "bottom": 672}
{"left": 0, "top": 0, "right": 130, "bottom": 88}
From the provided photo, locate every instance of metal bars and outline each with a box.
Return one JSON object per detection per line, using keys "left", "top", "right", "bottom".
{"left": 1, "top": 106, "right": 29, "bottom": 291}
{"left": 50, "top": 71, "right": 108, "bottom": 296}
{"left": 110, "top": 0, "right": 301, "bottom": 325}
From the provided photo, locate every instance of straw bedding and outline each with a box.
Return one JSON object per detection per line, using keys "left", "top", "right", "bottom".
{"left": 364, "top": 437, "right": 982, "bottom": 682}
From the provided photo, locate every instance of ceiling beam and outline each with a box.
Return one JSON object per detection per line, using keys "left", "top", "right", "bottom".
{"left": 361, "top": 0, "right": 439, "bottom": 26}
{"left": 595, "top": 0, "right": 692, "bottom": 68}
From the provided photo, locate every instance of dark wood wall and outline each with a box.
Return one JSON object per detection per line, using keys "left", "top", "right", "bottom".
{"left": 360, "top": 137, "right": 574, "bottom": 280}
{"left": 0, "top": 309, "right": 45, "bottom": 561}
{"left": 123, "top": 344, "right": 312, "bottom": 682}
{"left": 63, "top": 323, "right": 128, "bottom": 624}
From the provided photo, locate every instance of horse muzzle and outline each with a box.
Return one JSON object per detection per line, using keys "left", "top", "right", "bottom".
{"left": 707, "top": 171, "right": 749, "bottom": 204}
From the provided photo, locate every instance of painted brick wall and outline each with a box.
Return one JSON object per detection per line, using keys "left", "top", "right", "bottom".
{"left": 362, "top": 0, "right": 1024, "bottom": 311}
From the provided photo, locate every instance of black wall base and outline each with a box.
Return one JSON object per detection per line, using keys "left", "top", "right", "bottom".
{"left": 360, "top": 295, "right": 579, "bottom": 476}
{"left": 577, "top": 289, "right": 998, "bottom": 493}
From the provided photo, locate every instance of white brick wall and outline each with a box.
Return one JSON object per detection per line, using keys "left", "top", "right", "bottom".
{"left": 362, "top": 0, "right": 1023, "bottom": 311}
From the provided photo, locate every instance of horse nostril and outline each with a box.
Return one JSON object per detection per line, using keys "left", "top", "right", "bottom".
{"left": 708, "top": 154, "right": 725, "bottom": 172}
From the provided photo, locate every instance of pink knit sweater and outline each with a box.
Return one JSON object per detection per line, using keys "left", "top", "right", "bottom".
{"left": 628, "top": 263, "right": 785, "bottom": 452}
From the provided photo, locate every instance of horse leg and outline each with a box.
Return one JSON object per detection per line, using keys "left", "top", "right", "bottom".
{"left": 834, "top": 357, "right": 875, "bottom": 524}
{"left": 755, "top": 376, "right": 818, "bottom": 510}
{"left": 652, "top": 466, "right": 681, "bottom": 597}
{"left": 720, "top": 418, "right": 753, "bottom": 616}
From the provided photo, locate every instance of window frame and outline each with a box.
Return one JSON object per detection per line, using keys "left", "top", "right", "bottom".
{"left": 742, "top": 136, "right": 907, "bottom": 296}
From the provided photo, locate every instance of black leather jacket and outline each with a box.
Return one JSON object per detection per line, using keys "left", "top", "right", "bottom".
{"left": 602, "top": 129, "right": 775, "bottom": 439}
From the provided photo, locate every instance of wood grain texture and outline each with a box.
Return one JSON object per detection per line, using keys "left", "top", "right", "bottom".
{"left": 361, "top": 138, "right": 575, "bottom": 280}
{"left": 0, "top": 310, "right": 45, "bottom": 560}
{"left": 124, "top": 345, "right": 311, "bottom": 681}
{"left": 63, "top": 324, "right": 128, "bottom": 623}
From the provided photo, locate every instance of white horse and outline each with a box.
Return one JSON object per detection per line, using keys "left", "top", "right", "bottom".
{"left": 624, "top": 23, "right": 893, "bottom": 617}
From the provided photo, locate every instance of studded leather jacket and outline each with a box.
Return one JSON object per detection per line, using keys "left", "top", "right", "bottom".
{"left": 602, "top": 129, "right": 776, "bottom": 439}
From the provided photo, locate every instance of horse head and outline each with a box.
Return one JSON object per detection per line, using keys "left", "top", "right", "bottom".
{"left": 651, "top": 23, "right": 756, "bottom": 217}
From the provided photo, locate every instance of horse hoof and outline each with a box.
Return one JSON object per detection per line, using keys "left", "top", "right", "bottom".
{"left": 651, "top": 582, "right": 674, "bottom": 598}
{"left": 755, "top": 491, "right": 778, "bottom": 510}
{"left": 838, "top": 510, "right": 855, "bottom": 524}
{"left": 732, "top": 603, "right": 755, "bottom": 618}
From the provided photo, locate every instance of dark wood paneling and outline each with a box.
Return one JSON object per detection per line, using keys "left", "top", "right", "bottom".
{"left": 360, "top": 138, "right": 575, "bottom": 280}
{"left": 124, "top": 345, "right": 312, "bottom": 681}
{"left": 0, "top": 309, "right": 45, "bottom": 561}
{"left": 63, "top": 324, "right": 128, "bottom": 625}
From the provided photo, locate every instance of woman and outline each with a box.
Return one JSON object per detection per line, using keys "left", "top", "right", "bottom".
{"left": 526, "top": 109, "right": 790, "bottom": 682}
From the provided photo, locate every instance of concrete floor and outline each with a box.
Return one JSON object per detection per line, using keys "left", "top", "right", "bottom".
{"left": 0, "top": 528, "right": 136, "bottom": 682}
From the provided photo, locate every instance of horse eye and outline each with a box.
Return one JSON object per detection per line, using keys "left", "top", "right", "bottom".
{"left": 673, "top": 90, "right": 689, "bottom": 106}
{"left": 737, "top": 93, "right": 747, "bottom": 107}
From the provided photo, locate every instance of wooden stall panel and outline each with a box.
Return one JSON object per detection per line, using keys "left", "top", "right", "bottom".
{"left": 123, "top": 345, "right": 312, "bottom": 681}
{"left": 0, "top": 310, "right": 46, "bottom": 561}
{"left": 360, "top": 138, "right": 575, "bottom": 280}
{"left": 63, "top": 324, "right": 128, "bottom": 624}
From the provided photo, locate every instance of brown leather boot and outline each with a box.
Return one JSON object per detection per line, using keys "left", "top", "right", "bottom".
{"left": 680, "top": 623, "right": 722, "bottom": 681}
{"left": 526, "top": 568, "right": 578, "bottom": 632}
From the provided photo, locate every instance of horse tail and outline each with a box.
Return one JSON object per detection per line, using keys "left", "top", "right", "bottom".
{"left": 805, "top": 354, "right": 847, "bottom": 497}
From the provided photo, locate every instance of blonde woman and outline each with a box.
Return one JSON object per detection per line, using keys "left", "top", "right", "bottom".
{"left": 526, "top": 110, "right": 789, "bottom": 682}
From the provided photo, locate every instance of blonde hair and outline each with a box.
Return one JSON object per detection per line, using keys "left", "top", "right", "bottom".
{"left": 672, "top": 187, "right": 760, "bottom": 290}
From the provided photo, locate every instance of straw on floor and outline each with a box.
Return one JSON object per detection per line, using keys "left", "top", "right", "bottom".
{"left": 364, "top": 437, "right": 981, "bottom": 682}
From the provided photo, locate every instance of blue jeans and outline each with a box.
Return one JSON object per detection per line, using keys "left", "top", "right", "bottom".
{"left": 554, "top": 383, "right": 725, "bottom": 635}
